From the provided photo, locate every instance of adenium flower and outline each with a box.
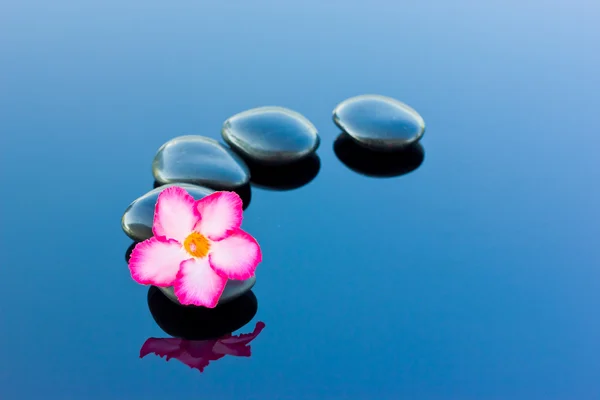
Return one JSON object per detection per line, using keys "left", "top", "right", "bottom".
{"left": 140, "top": 321, "right": 265, "bottom": 373}
{"left": 128, "top": 186, "right": 261, "bottom": 308}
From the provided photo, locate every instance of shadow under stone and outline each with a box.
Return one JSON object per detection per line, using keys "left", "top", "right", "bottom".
{"left": 245, "top": 153, "right": 321, "bottom": 191}
{"left": 333, "top": 132, "right": 425, "bottom": 178}
{"left": 147, "top": 286, "right": 258, "bottom": 340}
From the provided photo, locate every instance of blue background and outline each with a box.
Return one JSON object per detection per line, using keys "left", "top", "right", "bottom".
{"left": 1, "top": 1, "right": 599, "bottom": 399}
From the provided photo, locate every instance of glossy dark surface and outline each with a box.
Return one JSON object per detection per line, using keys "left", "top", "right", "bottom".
{"left": 334, "top": 134, "right": 425, "bottom": 178}
{"left": 222, "top": 106, "right": 320, "bottom": 165}
{"left": 152, "top": 135, "right": 250, "bottom": 189}
{"left": 147, "top": 287, "right": 259, "bottom": 340}
{"left": 1, "top": 1, "right": 599, "bottom": 399}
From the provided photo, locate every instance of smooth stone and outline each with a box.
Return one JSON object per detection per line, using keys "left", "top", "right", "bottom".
{"left": 152, "top": 135, "right": 250, "bottom": 189}
{"left": 222, "top": 106, "right": 320, "bottom": 165}
{"left": 154, "top": 180, "right": 253, "bottom": 211}
{"left": 333, "top": 94, "right": 425, "bottom": 151}
{"left": 121, "top": 183, "right": 214, "bottom": 241}
{"left": 158, "top": 276, "right": 256, "bottom": 308}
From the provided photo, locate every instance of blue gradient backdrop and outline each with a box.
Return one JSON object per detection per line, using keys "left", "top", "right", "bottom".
{"left": 1, "top": 1, "right": 599, "bottom": 399}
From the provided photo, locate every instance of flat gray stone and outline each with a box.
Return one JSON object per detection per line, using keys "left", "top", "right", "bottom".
{"left": 152, "top": 135, "right": 250, "bottom": 189}
{"left": 333, "top": 95, "right": 425, "bottom": 151}
{"left": 158, "top": 276, "right": 256, "bottom": 307}
{"left": 121, "top": 183, "right": 214, "bottom": 241}
{"left": 222, "top": 106, "right": 320, "bottom": 165}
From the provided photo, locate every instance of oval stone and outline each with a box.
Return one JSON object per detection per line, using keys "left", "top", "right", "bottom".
{"left": 222, "top": 106, "right": 320, "bottom": 165}
{"left": 121, "top": 183, "right": 213, "bottom": 241}
{"left": 158, "top": 276, "right": 256, "bottom": 308}
{"left": 152, "top": 136, "right": 250, "bottom": 189}
{"left": 333, "top": 95, "right": 425, "bottom": 151}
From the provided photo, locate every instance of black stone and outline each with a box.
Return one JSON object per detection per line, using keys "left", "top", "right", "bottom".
{"left": 333, "top": 95, "right": 425, "bottom": 151}
{"left": 152, "top": 135, "right": 250, "bottom": 189}
{"left": 222, "top": 106, "right": 320, "bottom": 165}
{"left": 147, "top": 286, "right": 258, "bottom": 340}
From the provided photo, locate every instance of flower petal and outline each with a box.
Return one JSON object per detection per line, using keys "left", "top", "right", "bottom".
{"left": 129, "top": 237, "right": 186, "bottom": 286}
{"left": 153, "top": 186, "right": 200, "bottom": 242}
{"left": 208, "top": 229, "right": 261, "bottom": 280}
{"left": 174, "top": 258, "right": 228, "bottom": 308}
{"left": 194, "top": 191, "right": 243, "bottom": 240}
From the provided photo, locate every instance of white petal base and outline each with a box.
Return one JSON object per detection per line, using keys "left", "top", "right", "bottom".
{"left": 158, "top": 276, "right": 256, "bottom": 307}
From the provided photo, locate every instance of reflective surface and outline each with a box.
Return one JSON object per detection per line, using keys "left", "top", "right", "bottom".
{"left": 334, "top": 133, "right": 425, "bottom": 178}
{"left": 140, "top": 321, "right": 265, "bottom": 374}
{"left": 246, "top": 154, "right": 321, "bottom": 190}
{"left": 146, "top": 287, "right": 259, "bottom": 340}
{"left": 143, "top": 288, "right": 264, "bottom": 372}
{"left": 2, "top": 1, "right": 599, "bottom": 399}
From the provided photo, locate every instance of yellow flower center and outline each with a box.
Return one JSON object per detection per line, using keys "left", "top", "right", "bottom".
{"left": 183, "top": 231, "right": 210, "bottom": 258}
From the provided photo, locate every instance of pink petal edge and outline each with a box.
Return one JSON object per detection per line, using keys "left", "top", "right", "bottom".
{"left": 194, "top": 191, "right": 243, "bottom": 240}
{"left": 153, "top": 186, "right": 201, "bottom": 243}
{"left": 129, "top": 237, "right": 187, "bottom": 286}
{"left": 208, "top": 228, "right": 262, "bottom": 280}
{"left": 173, "top": 258, "right": 228, "bottom": 308}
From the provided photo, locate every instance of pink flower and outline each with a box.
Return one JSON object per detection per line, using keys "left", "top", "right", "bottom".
{"left": 128, "top": 186, "right": 261, "bottom": 308}
{"left": 140, "top": 321, "right": 265, "bottom": 373}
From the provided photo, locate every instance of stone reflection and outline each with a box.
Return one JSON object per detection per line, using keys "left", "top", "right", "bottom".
{"left": 333, "top": 132, "right": 424, "bottom": 178}
{"left": 141, "top": 287, "right": 264, "bottom": 373}
{"left": 246, "top": 153, "right": 321, "bottom": 190}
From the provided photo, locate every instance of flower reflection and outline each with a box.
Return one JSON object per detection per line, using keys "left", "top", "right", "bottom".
{"left": 142, "top": 286, "right": 264, "bottom": 372}
{"left": 140, "top": 321, "right": 265, "bottom": 373}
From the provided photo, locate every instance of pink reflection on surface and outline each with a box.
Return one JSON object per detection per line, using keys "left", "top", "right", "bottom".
{"left": 140, "top": 321, "right": 265, "bottom": 373}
